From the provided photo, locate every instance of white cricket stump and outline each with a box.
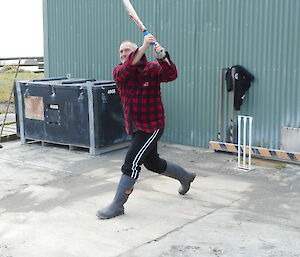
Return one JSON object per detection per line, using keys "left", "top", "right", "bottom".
{"left": 237, "top": 115, "right": 254, "bottom": 171}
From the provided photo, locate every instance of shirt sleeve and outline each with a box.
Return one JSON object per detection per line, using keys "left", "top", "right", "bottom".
{"left": 112, "top": 49, "right": 139, "bottom": 83}
{"left": 156, "top": 59, "right": 178, "bottom": 82}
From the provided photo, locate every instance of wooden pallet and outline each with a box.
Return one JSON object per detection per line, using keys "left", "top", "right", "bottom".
{"left": 0, "top": 123, "right": 18, "bottom": 142}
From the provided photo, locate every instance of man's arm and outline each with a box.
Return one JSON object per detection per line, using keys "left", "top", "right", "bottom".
{"left": 132, "top": 44, "right": 149, "bottom": 65}
{"left": 151, "top": 42, "right": 177, "bottom": 82}
{"left": 132, "top": 34, "right": 166, "bottom": 65}
{"left": 153, "top": 43, "right": 170, "bottom": 65}
{"left": 156, "top": 56, "right": 178, "bottom": 82}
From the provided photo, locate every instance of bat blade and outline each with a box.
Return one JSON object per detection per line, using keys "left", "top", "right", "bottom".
{"left": 122, "top": 0, "right": 147, "bottom": 32}
{"left": 122, "top": 0, "right": 163, "bottom": 54}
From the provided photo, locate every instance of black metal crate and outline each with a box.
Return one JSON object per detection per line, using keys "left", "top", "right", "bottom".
{"left": 14, "top": 78, "right": 130, "bottom": 154}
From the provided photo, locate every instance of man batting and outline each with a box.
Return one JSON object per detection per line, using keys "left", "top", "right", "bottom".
{"left": 96, "top": 34, "right": 196, "bottom": 219}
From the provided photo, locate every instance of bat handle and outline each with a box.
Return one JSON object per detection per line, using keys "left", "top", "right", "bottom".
{"left": 143, "top": 30, "right": 163, "bottom": 55}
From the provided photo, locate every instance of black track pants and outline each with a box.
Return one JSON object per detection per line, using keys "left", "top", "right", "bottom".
{"left": 121, "top": 129, "right": 167, "bottom": 180}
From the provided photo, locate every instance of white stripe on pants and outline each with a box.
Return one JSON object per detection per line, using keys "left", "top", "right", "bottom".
{"left": 131, "top": 129, "right": 160, "bottom": 179}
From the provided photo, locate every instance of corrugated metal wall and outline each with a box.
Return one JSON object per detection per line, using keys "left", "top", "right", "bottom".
{"left": 43, "top": 0, "right": 300, "bottom": 149}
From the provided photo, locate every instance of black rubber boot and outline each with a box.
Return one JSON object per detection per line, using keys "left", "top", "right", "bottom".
{"left": 96, "top": 174, "right": 136, "bottom": 219}
{"left": 162, "top": 161, "right": 196, "bottom": 195}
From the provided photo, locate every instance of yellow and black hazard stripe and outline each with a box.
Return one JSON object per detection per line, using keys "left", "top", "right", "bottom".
{"left": 209, "top": 141, "right": 300, "bottom": 163}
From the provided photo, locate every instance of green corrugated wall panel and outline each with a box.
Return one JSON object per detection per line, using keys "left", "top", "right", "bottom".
{"left": 157, "top": 0, "right": 199, "bottom": 146}
{"left": 43, "top": 0, "right": 300, "bottom": 149}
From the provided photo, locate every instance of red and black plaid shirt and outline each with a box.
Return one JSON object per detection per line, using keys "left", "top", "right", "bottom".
{"left": 113, "top": 49, "right": 178, "bottom": 135}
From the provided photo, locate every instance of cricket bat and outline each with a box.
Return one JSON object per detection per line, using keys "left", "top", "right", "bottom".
{"left": 122, "top": 0, "right": 162, "bottom": 54}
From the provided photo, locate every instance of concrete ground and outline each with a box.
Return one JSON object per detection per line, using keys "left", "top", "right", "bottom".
{"left": 0, "top": 139, "right": 299, "bottom": 257}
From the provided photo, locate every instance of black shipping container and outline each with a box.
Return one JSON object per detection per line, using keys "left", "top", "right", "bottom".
{"left": 14, "top": 78, "right": 130, "bottom": 154}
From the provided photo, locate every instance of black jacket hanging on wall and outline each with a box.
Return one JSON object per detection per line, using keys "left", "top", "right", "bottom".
{"left": 225, "top": 65, "right": 255, "bottom": 110}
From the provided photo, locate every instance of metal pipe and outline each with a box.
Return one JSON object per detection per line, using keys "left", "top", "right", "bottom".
{"left": 243, "top": 117, "right": 247, "bottom": 168}
{"left": 0, "top": 56, "right": 43, "bottom": 61}
{"left": 16, "top": 81, "right": 25, "bottom": 144}
{"left": 249, "top": 117, "right": 253, "bottom": 170}
{"left": 87, "top": 81, "right": 96, "bottom": 155}
{"left": 217, "top": 67, "right": 224, "bottom": 141}
{"left": 238, "top": 115, "right": 241, "bottom": 167}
